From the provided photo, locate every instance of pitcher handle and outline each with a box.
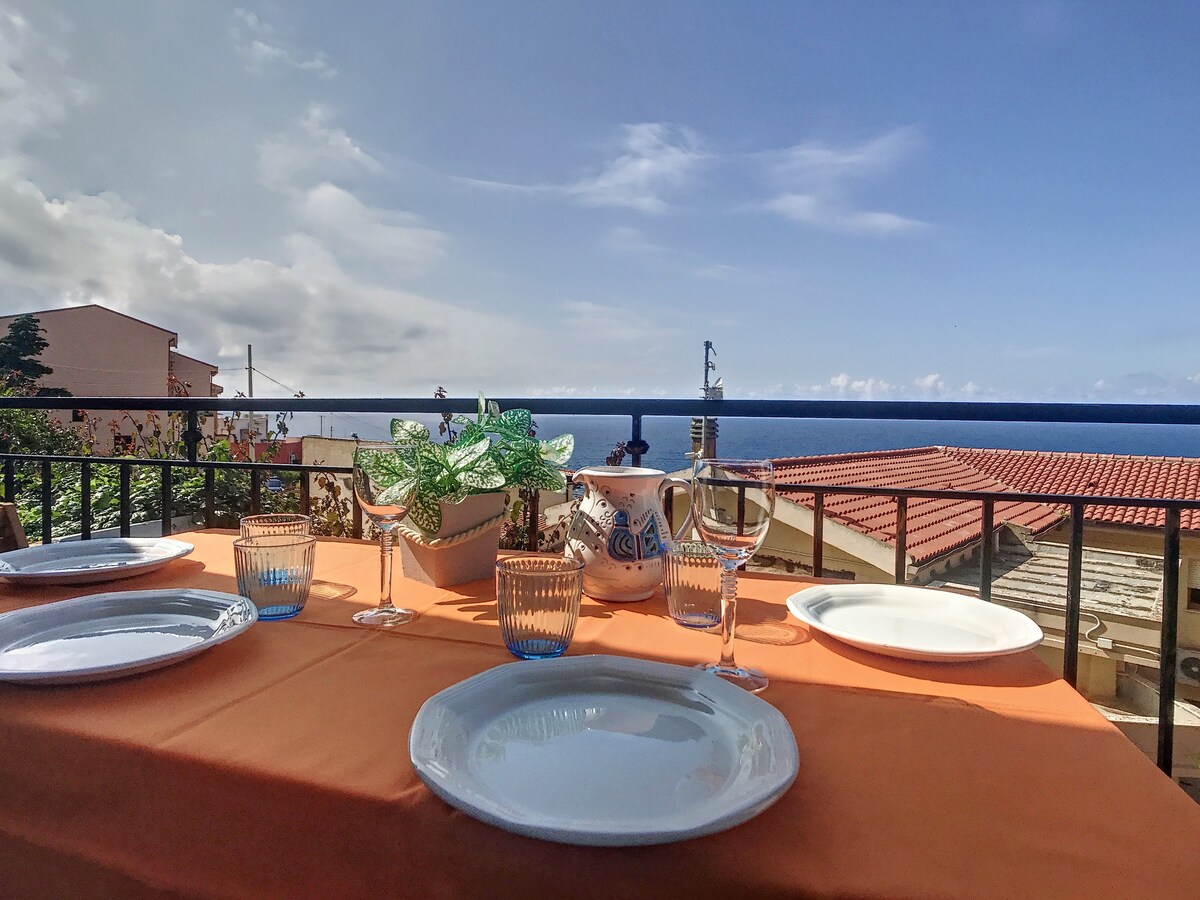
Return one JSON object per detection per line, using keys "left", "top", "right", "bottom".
{"left": 658, "top": 476, "right": 694, "bottom": 542}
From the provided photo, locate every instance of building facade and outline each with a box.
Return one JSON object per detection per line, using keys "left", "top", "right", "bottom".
{"left": 0, "top": 304, "right": 223, "bottom": 450}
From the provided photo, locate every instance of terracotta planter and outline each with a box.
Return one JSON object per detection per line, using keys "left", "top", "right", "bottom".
{"left": 398, "top": 492, "right": 509, "bottom": 587}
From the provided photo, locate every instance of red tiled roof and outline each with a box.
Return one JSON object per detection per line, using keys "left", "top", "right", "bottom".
{"left": 771, "top": 447, "right": 1063, "bottom": 566}
{"left": 771, "top": 445, "right": 1200, "bottom": 567}
{"left": 941, "top": 446, "right": 1200, "bottom": 532}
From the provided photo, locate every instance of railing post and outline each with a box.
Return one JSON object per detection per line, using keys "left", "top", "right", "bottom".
{"left": 736, "top": 484, "right": 747, "bottom": 537}
{"left": 352, "top": 492, "right": 363, "bottom": 539}
{"left": 299, "top": 470, "right": 311, "bottom": 518}
{"left": 204, "top": 467, "right": 216, "bottom": 530}
{"left": 894, "top": 496, "right": 907, "bottom": 583}
{"left": 81, "top": 461, "right": 91, "bottom": 540}
{"left": 250, "top": 469, "right": 262, "bottom": 515}
{"left": 119, "top": 463, "right": 131, "bottom": 538}
{"left": 526, "top": 489, "right": 540, "bottom": 552}
{"left": 626, "top": 415, "right": 649, "bottom": 467}
{"left": 980, "top": 499, "right": 994, "bottom": 602}
{"left": 183, "top": 409, "right": 202, "bottom": 464}
{"left": 40, "top": 459, "right": 52, "bottom": 545}
{"left": 1063, "top": 502, "right": 1085, "bottom": 689}
{"left": 812, "top": 492, "right": 824, "bottom": 578}
{"left": 1158, "top": 507, "right": 1181, "bottom": 776}
{"left": 160, "top": 464, "right": 173, "bottom": 537}
{"left": 3, "top": 458, "right": 13, "bottom": 502}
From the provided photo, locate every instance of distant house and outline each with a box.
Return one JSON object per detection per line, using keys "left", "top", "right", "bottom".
{"left": 0, "top": 304, "right": 223, "bottom": 451}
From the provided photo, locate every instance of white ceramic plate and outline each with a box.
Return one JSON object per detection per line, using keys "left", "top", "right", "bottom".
{"left": 786, "top": 583, "right": 1044, "bottom": 662}
{"left": 0, "top": 588, "right": 257, "bottom": 684}
{"left": 409, "top": 655, "right": 798, "bottom": 846}
{"left": 0, "top": 538, "right": 194, "bottom": 585}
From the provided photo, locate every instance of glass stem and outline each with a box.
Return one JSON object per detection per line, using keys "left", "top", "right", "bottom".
{"left": 378, "top": 527, "right": 395, "bottom": 611}
{"left": 718, "top": 561, "right": 739, "bottom": 670}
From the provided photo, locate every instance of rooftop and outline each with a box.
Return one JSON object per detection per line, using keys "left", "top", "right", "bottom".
{"left": 771, "top": 446, "right": 1064, "bottom": 566}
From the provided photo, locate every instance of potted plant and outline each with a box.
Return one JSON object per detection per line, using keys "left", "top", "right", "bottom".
{"left": 377, "top": 396, "right": 573, "bottom": 586}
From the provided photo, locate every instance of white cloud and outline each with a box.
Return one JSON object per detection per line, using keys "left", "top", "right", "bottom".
{"left": 761, "top": 127, "right": 928, "bottom": 235}
{"left": 762, "top": 194, "right": 925, "bottom": 235}
{"left": 229, "top": 8, "right": 336, "bottom": 79}
{"left": 257, "top": 104, "right": 382, "bottom": 192}
{"left": 603, "top": 225, "right": 668, "bottom": 256}
{"left": 256, "top": 107, "right": 447, "bottom": 276}
{"left": 694, "top": 263, "right": 739, "bottom": 280}
{"left": 566, "top": 123, "right": 703, "bottom": 213}
{"left": 560, "top": 299, "right": 654, "bottom": 344}
{"left": 459, "top": 123, "right": 704, "bottom": 214}
{"left": 0, "top": 10, "right": 87, "bottom": 166}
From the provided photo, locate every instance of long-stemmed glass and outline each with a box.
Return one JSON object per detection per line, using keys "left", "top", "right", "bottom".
{"left": 691, "top": 458, "right": 776, "bottom": 692}
{"left": 352, "top": 447, "right": 419, "bottom": 627}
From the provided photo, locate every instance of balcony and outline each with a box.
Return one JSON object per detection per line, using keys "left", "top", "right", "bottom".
{"left": 3, "top": 392, "right": 1200, "bottom": 782}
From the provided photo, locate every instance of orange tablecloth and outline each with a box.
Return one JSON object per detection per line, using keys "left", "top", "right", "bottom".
{"left": 1, "top": 530, "right": 1199, "bottom": 899}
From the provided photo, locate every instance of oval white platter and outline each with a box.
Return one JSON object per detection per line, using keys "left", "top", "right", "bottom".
{"left": 0, "top": 538, "right": 194, "bottom": 585}
{"left": 0, "top": 588, "right": 257, "bottom": 684}
{"left": 786, "top": 583, "right": 1044, "bottom": 662}
{"left": 409, "top": 654, "right": 798, "bottom": 846}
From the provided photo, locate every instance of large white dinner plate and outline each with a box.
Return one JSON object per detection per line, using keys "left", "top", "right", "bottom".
{"left": 409, "top": 655, "right": 798, "bottom": 846}
{"left": 0, "top": 588, "right": 257, "bottom": 684}
{"left": 0, "top": 538, "right": 194, "bottom": 585}
{"left": 786, "top": 583, "right": 1044, "bottom": 662}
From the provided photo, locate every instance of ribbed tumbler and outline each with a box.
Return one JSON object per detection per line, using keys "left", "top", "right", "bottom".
{"left": 496, "top": 556, "right": 584, "bottom": 659}
{"left": 234, "top": 534, "right": 316, "bottom": 620}
{"left": 664, "top": 540, "right": 722, "bottom": 629}
{"left": 240, "top": 514, "right": 312, "bottom": 538}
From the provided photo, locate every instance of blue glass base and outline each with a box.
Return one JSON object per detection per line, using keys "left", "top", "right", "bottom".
{"left": 256, "top": 604, "right": 305, "bottom": 621}
{"left": 507, "top": 639, "right": 569, "bottom": 660}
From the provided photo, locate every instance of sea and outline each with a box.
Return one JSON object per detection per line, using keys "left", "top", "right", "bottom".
{"left": 304, "top": 413, "right": 1200, "bottom": 469}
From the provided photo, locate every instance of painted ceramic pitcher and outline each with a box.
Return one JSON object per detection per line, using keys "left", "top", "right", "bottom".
{"left": 566, "top": 466, "right": 692, "bottom": 602}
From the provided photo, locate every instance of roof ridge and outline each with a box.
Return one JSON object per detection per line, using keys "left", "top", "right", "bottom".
{"left": 771, "top": 446, "right": 943, "bottom": 466}
{"left": 943, "top": 445, "right": 1200, "bottom": 464}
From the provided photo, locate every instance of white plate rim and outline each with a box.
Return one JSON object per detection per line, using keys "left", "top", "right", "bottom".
{"left": 0, "top": 587, "right": 257, "bottom": 683}
{"left": 0, "top": 537, "right": 194, "bottom": 585}
{"left": 409, "top": 654, "right": 799, "bottom": 846}
{"left": 786, "top": 583, "right": 1044, "bottom": 662}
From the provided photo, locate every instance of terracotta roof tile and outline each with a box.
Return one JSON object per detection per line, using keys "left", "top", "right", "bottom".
{"left": 940, "top": 447, "right": 1200, "bottom": 533}
{"left": 772, "top": 446, "right": 1200, "bottom": 567}
{"left": 771, "top": 447, "right": 1064, "bottom": 566}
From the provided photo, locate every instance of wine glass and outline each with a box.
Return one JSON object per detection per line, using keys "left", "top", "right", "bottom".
{"left": 691, "top": 458, "right": 776, "bottom": 692}
{"left": 352, "top": 447, "right": 419, "bottom": 627}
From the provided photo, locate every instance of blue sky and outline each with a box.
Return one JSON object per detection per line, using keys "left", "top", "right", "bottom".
{"left": 1, "top": 2, "right": 1197, "bottom": 401}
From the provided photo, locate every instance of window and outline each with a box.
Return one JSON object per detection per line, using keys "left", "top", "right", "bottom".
{"left": 113, "top": 434, "right": 135, "bottom": 454}
{"left": 1188, "top": 559, "right": 1200, "bottom": 612}
{"left": 71, "top": 409, "right": 85, "bottom": 423}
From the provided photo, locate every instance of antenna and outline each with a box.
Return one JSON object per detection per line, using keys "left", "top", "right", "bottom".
{"left": 702, "top": 340, "right": 717, "bottom": 398}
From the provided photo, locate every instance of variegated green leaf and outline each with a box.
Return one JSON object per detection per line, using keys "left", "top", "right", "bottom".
{"left": 409, "top": 491, "right": 442, "bottom": 533}
{"left": 447, "top": 435, "right": 491, "bottom": 470}
{"left": 458, "top": 455, "right": 505, "bottom": 490}
{"left": 477, "top": 392, "right": 487, "bottom": 417}
{"left": 539, "top": 433, "right": 574, "bottom": 465}
{"left": 522, "top": 464, "right": 567, "bottom": 491}
{"left": 354, "top": 448, "right": 413, "bottom": 483}
{"left": 456, "top": 421, "right": 486, "bottom": 445}
{"left": 391, "top": 419, "right": 429, "bottom": 444}
{"left": 376, "top": 477, "right": 417, "bottom": 507}
{"left": 497, "top": 408, "right": 532, "bottom": 438}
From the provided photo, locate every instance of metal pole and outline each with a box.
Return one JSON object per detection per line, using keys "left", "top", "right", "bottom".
{"left": 247, "top": 345, "right": 253, "bottom": 397}
{"left": 1158, "top": 508, "right": 1181, "bottom": 775}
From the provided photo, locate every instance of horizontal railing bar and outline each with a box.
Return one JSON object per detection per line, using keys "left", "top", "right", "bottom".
{"left": 0, "top": 454, "right": 350, "bottom": 475}
{"left": 706, "top": 477, "right": 1200, "bottom": 511}
{"left": 5, "top": 395, "right": 1200, "bottom": 426}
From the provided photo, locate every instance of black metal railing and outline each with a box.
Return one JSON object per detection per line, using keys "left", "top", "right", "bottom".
{"left": 3, "top": 394, "right": 1200, "bottom": 776}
